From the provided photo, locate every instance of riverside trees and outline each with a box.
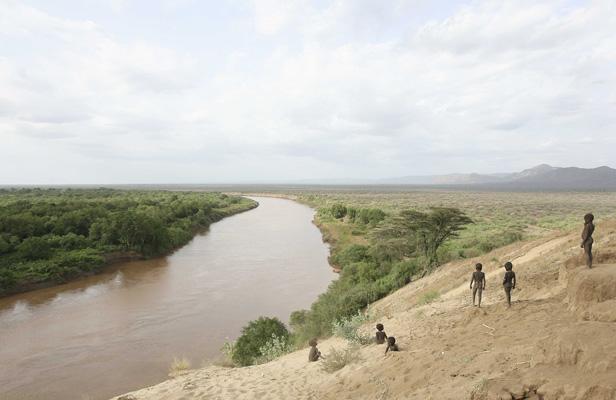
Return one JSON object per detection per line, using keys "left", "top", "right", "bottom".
{"left": 290, "top": 203, "right": 472, "bottom": 344}
{"left": 0, "top": 189, "right": 255, "bottom": 295}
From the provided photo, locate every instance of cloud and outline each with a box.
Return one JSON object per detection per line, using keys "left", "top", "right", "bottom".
{"left": 1, "top": 0, "right": 616, "bottom": 183}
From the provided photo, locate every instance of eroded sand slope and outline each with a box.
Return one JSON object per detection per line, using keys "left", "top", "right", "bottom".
{"left": 112, "top": 222, "right": 616, "bottom": 400}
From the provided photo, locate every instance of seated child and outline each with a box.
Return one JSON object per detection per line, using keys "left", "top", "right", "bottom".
{"left": 375, "top": 323, "right": 388, "bottom": 344}
{"left": 308, "top": 338, "right": 323, "bottom": 362}
{"left": 385, "top": 336, "right": 399, "bottom": 354}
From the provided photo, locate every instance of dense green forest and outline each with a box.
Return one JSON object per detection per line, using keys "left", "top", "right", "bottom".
{"left": 0, "top": 189, "right": 256, "bottom": 296}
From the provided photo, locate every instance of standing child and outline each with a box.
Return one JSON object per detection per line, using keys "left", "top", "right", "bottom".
{"left": 469, "top": 263, "right": 486, "bottom": 307}
{"left": 375, "top": 323, "right": 388, "bottom": 344}
{"left": 385, "top": 336, "right": 399, "bottom": 354}
{"left": 581, "top": 213, "right": 595, "bottom": 268}
{"left": 502, "top": 262, "right": 516, "bottom": 308}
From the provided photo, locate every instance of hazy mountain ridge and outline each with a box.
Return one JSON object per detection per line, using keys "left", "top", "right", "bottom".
{"left": 385, "top": 164, "right": 616, "bottom": 190}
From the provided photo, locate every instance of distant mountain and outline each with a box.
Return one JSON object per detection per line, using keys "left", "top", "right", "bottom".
{"left": 502, "top": 166, "right": 616, "bottom": 190}
{"left": 508, "top": 164, "right": 559, "bottom": 180}
{"left": 381, "top": 164, "right": 616, "bottom": 190}
{"left": 383, "top": 172, "right": 508, "bottom": 185}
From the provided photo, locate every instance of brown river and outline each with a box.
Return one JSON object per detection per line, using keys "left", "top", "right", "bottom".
{"left": 0, "top": 197, "right": 333, "bottom": 400}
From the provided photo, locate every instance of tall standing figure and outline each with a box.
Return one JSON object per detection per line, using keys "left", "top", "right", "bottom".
{"left": 502, "top": 262, "right": 516, "bottom": 308}
{"left": 581, "top": 213, "right": 595, "bottom": 268}
{"left": 470, "top": 263, "right": 486, "bottom": 307}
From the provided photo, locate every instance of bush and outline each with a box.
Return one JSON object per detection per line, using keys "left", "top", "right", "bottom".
{"left": 256, "top": 334, "right": 292, "bottom": 364}
{"left": 357, "top": 208, "right": 386, "bottom": 225}
{"left": 332, "top": 310, "right": 372, "bottom": 345}
{"left": 232, "top": 317, "right": 289, "bottom": 366}
{"left": 17, "top": 237, "right": 52, "bottom": 260}
{"left": 330, "top": 204, "right": 348, "bottom": 219}
{"left": 321, "top": 344, "right": 362, "bottom": 373}
{"left": 290, "top": 310, "right": 309, "bottom": 331}
{"left": 331, "top": 244, "right": 371, "bottom": 266}
{"left": 168, "top": 356, "right": 191, "bottom": 376}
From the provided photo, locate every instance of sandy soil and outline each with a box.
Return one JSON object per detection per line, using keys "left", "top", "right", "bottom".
{"left": 112, "top": 222, "right": 616, "bottom": 400}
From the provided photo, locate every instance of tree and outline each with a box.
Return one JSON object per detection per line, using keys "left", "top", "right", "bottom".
{"left": 17, "top": 236, "right": 52, "bottom": 260}
{"left": 232, "top": 317, "right": 289, "bottom": 366}
{"left": 379, "top": 207, "right": 472, "bottom": 273}
{"left": 330, "top": 204, "right": 347, "bottom": 219}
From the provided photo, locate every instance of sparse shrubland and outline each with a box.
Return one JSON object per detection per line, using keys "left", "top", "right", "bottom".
{"left": 285, "top": 190, "right": 616, "bottom": 348}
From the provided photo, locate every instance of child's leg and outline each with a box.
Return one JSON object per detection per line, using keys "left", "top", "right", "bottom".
{"left": 472, "top": 285, "right": 477, "bottom": 305}
{"left": 477, "top": 287, "right": 483, "bottom": 307}
{"left": 585, "top": 242, "right": 593, "bottom": 268}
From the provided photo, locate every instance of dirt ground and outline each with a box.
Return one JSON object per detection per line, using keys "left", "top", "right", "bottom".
{"left": 112, "top": 221, "right": 616, "bottom": 400}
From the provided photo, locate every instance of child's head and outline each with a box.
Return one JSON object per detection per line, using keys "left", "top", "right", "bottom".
{"left": 475, "top": 263, "right": 483, "bottom": 271}
{"left": 387, "top": 336, "right": 396, "bottom": 346}
{"left": 309, "top": 338, "right": 318, "bottom": 347}
{"left": 376, "top": 323, "right": 384, "bottom": 331}
{"left": 584, "top": 213, "right": 594, "bottom": 223}
{"left": 504, "top": 261, "right": 513, "bottom": 271}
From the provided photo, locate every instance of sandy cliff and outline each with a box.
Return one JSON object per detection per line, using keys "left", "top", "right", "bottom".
{"left": 112, "top": 222, "right": 616, "bottom": 400}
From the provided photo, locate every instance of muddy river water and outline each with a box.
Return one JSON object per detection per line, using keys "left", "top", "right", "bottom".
{"left": 0, "top": 197, "right": 333, "bottom": 400}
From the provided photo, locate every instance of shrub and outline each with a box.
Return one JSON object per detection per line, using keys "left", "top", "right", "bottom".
{"left": 290, "top": 310, "right": 309, "bottom": 331}
{"left": 330, "top": 204, "right": 347, "bottom": 219}
{"left": 332, "top": 310, "right": 372, "bottom": 345}
{"left": 256, "top": 334, "right": 292, "bottom": 364}
{"left": 321, "top": 344, "right": 362, "bottom": 373}
{"left": 17, "top": 237, "right": 52, "bottom": 260}
{"left": 232, "top": 317, "right": 289, "bottom": 366}
{"left": 168, "top": 356, "right": 191, "bottom": 376}
{"left": 331, "top": 244, "right": 371, "bottom": 266}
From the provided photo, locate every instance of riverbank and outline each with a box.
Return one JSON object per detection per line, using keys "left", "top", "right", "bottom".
{"left": 0, "top": 190, "right": 258, "bottom": 298}
{"left": 0, "top": 196, "right": 333, "bottom": 400}
{"left": 111, "top": 220, "right": 616, "bottom": 399}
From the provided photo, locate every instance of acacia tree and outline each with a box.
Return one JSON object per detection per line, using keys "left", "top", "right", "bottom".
{"left": 378, "top": 207, "right": 473, "bottom": 274}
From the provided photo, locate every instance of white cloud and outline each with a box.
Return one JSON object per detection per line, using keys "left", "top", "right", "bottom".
{"left": 1, "top": 0, "right": 616, "bottom": 183}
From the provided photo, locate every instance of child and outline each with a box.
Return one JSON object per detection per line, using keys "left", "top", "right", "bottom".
{"left": 375, "top": 323, "right": 388, "bottom": 344}
{"left": 385, "top": 336, "right": 399, "bottom": 354}
{"left": 469, "top": 263, "right": 486, "bottom": 307}
{"left": 308, "top": 338, "right": 323, "bottom": 362}
{"left": 581, "top": 213, "right": 595, "bottom": 268}
{"left": 502, "top": 262, "right": 516, "bottom": 308}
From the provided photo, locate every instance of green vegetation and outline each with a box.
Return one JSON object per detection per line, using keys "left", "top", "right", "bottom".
{"left": 320, "top": 344, "right": 362, "bottom": 373}
{"left": 285, "top": 190, "right": 616, "bottom": 346}
{"left": 0, "top": 188, "right": 256, "bottom": 295}
{"left": 256, "top": 333, "right": 292, "bottom": 364}
{"left": 289, "top": 202, "right": 470, "bottom": 343}
{"left": 231, "top": 317, "right": 290, "bottom": 366}
{"left": 332, "top": 310, "right": 372, "bottom": 345}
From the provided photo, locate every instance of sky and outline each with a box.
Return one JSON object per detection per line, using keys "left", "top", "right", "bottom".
{"left": 1, "top": 0, "right": 615, "bottom": 184}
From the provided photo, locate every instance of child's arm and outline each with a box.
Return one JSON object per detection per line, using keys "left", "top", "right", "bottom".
{"left": 384, "top": 331, "right": 388, "bottom": 339}
{"left": 512, "top": 272, "right": 516, "bottom": 289}
{"left": 385, "top": 345, "right": 389, "bottom": 354}
{"left": 470, "top": 274, "right": 475, "bottom": 289}
{"left": 482, "top": 275, "right": 486, "bottom": 289}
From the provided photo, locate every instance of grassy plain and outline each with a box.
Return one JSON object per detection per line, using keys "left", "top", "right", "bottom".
{"left": 296, "top": 190, "right": 616, "bottom": 263}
